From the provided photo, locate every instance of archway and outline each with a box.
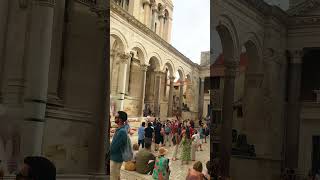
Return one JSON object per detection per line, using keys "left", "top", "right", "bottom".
{"left": 215, "top": 15, "right": 240, "bottom": 177}
{"left": 110, "top": 34, "right": 125, "bottom": 116}
{"left": 143, "top": 56, "right": 161, "bottom": 117}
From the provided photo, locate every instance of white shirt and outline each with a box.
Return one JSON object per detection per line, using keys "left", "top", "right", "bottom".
{"left": 192, "top": 134, "right": 200, "bottom": 144}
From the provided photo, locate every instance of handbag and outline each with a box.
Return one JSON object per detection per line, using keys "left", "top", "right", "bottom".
{"left": 122, "top": 134, "right": 133, "bottom": 162}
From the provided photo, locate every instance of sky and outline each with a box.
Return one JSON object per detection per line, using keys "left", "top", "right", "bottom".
{"left": 171, "top": 0, "right": 210, "bottom": 65}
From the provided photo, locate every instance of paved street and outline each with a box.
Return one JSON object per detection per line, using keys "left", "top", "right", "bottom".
{"left": 119, "top": 130, "right": 210, "bottom": 180}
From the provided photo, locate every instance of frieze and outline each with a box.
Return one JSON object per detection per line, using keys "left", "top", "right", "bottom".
{"left": 110, "top": 1, "right": 199, "bottom": 68}
{"left": 288, "top": 16, "right": 320, "bottom": 26}
{"left": 287, "top": 0, "right": 320, "bottom": 17}
{"left": 237, "top": 0, "right": 288, "bottom": 24}
{"left": 32, "top": 0, "right": 55, "bottom": 7}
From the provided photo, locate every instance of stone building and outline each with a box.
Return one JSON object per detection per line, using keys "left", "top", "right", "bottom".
{"left": 0, "top": 0, "right": 108, "bottom": 179}
{"left": 213, "top": 0, "right": 320, "bottom": 179}
{"left": 110, "top": 0, "right": 208, "bottom": 123}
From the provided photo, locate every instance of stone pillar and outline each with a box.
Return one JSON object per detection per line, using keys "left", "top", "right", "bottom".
{"left": 117, "top": 53, "right": 131, "bottom": 111}
{"left": 143, "top": 0, "right": 151, "bottom": 27}
{"left": 140, "top": 64, "right": 148, "bottom": 117}
{"left": 125, "top": 54, "right": 131, "bottom": 95}
{"left": 47, "top": 0, "right": 67, "bottom": 106}
{"left": 151, "top": 4, "right": 157, "bottom": 31}
{"left": 219, "top": 61, "right": 238, "bottom": 177}
{"left": 179, "top": 81, "right": 184, "bottom": 114}
{"left": 22, "top": 0, "right": 55, "bottom": 156}
{"left": 285, "top": 49, "right": 303, "bottom": 169}
{"left": 0, "top": 0, "right": 9, "bottom": 100}
{"left": 167, "top": 76, "right": 175, "bottom": 117}
{"left": 198, "top": 77, "right": 205, "bottom": 120}
{"left": 158, "top": 13, "right": 164, "bottom": 38}
{"left": 154, "top": 71, "right": 162, "bottom": 117}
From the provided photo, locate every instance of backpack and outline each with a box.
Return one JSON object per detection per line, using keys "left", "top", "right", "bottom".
{"left": 165, "top": 126, "right": 171, "bottom": 134}
{"left": 122, "top": 134, "right": 133, "bottom": 162}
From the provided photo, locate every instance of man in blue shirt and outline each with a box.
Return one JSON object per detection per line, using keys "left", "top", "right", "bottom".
{"left": 110, "top": 111, "right": 128, "bottom": 180}
{"left": 138, "top": 122, "right": 145, "bottom": 148}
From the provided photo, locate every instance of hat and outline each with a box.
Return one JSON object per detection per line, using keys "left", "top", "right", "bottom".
{"left": 24, "top": 156, "right": 56, "bottom": 180}
{"left": 117, "top": 111, "right": 127, "bottom": 121}
{"left": 158, "top": 147, "right": 168, "bottom": 156}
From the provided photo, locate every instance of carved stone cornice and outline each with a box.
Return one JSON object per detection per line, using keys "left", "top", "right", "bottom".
{"left": 288, "top": 16, "right": 320, "bottom": 27}
{"left": 110, "top": 1, "right": 199, "bottom": 68}
{"left": 287, "top": 0, "right": 320, "bottom": 16}
{"left": 76, "top": 0, "right": 97, "bottom": 6}
{"left": 237, "top": 0, "right": 288, "bottom": 24}
{"left": 32, "top": 0, "right": 55, "bottom": 7}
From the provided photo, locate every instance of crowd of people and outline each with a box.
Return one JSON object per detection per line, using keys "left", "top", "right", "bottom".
{"left": 110, "top": 110, "right": 211, "bottom": 180}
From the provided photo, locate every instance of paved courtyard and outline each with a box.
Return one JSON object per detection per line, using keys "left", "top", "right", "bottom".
{"left": 118, "top": 129, "right": 210, "bottom": 180}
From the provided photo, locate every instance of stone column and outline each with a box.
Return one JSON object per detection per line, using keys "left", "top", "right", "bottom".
{"left": 285, "top": 49, "right": 303, "bottom": 169}
{"left": 125, "top": 54, "right": 131, "bottom": 95}
{"left": 220, "top": 61, "right": 238, "bottom": 177}
{"left": 0, "top": 0, "right": 9, "bottom": 100}
{"left": 140, "top": 64, "right": 148, "bottom": 117}
{"left": 179, "top": 81, "right": 184, "bottom": 114}
{"left": 47, "top": 0, "right": 67, "bottom": 106}
{"left": 154, "top": 71, "right": 162, "bottom": 117}
{"left": 198, "top": 77, "right": 205, "bottom": 120}
{"left": 22, "top": 0, "right": 55, "bottom": 156}
{"left": 151, "top": 4, "right": 157, "bottom": 31}
{"left": 143, "top": 0, "right": 151, "bottom": 27}
{"left": 167, "top": 76, "right": 175, "bottom": 117}
{"left": 117, "top": 53, "right": 131, "bottom": 111}
{"left": 158, "top": 13, "right": 164, "bottom": 38}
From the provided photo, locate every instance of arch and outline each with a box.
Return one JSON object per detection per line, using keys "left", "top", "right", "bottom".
{"left": 147, "top": 52, "right": 162, "bottom": 69}
{"left": 110, "top": 28, "right": 129, "bottom": 51}
{"left": 176, "top": 66, "right": 185, "bottom": 81}
{"left": 215, "top": 14, "right": 240, "bottom": 62}
{"left": 129, "top": 42, "right": 147, "bottom": 62}
{"left": 243, "top": 32, "right": 263, "bottom": 73}
{"left": 148, "top": 57, "right": 161, "bottom": 71}
{"left": 162, "top": 59, "right": 175, "bottom": 76}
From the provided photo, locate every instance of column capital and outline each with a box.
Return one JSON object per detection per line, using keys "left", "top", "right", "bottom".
{"left": 142, "top": 0, "right": 150, "bottom": 5}
{"left": 224, "top": 61, "right": 238, "bottom": 78}
{"left": 118, "top": 52, "right": 131, "bottom": 64}
{"left": 200, "top": 77, "right": 205, "bottom": 83}
{"left": 288, "top": 49, "right": 303, "bottom": 64}
{"left": 169, "top": 76, "right": 175, "bottom": 81}
{"left": 140, "top": 64, "right": 149, "bottom": 71}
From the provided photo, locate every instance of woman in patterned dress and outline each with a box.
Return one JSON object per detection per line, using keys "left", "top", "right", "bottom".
{"left": 180, "top": 132, "right": 192, "bottom": 165}
{"left": 152, "top": 147, "right": 170, "bottom": 180}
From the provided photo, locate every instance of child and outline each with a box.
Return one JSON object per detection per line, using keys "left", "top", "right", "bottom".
{"left": 124, "top": 143, "right": 139, "bottom": 171}
{"left": 152, "top": 147, "right": 170, "bottom": 179}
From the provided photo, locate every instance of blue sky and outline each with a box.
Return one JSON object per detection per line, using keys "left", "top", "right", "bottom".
{"left": 171, "top": 0, "right": 210, "bottom": 64}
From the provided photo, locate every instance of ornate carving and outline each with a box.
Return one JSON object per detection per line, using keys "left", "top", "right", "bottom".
{"left": 288, "top": 16, "right": 320, "bottom": 26}
{"left": 140, "top": 64, "right": 149, "bottom": 71}
{"left": 287, "top": 0, "right": 320, "bottom": 16}
{"left": 169, "top": 76, "right": 175, "bottom": 81}
{"left": 118, "top": 53, "right": 131, "bottom": 64}
{"left": 32, "top": 0, "right": 55, "bottom": 7}
{"left": 142, "top": 0, "right": 150, "bottom": 5}
{"left": 289, "top": 49, "right": 303, "bottom": 64}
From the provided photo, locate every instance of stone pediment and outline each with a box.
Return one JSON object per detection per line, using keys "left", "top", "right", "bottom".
{"left": 287, "top": 0, "right": 320, "bottom": 16}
